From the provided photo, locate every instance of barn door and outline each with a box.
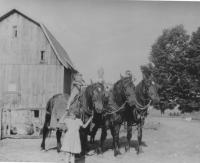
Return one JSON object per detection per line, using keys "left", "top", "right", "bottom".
{"left": 1, "top": 108, "right": 11, "bottom": 138}
{"left": 1, "top": 107, "right": 45, "bottom": 139}
{"left": 64, "top": 68, "right": 72, "bottom": 95}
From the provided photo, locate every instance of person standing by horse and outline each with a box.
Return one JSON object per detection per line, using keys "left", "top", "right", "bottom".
{"left": 58, "top": 73, "right": 86, "bottom": 124}
{"left": 66, "top": 73, "right": 86, "bottom": 111}
{"left": 61, "top": 111, "right": 93, "bottom": 163}
{"left": 49, "top": 73, "right": 85, "bottom": 129}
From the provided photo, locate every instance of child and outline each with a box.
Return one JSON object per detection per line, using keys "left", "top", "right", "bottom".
{"left": 61, "top": 111, "right": 93, "bottom": 163}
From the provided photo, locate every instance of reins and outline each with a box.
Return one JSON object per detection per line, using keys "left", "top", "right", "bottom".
{"left": 104, "top": 101, "right": 127, "bottom": 115}
{"left": 135, "top": 99, "right": 152, "bottom": 111}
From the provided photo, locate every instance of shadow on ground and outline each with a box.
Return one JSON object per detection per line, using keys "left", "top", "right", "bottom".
{"left": 90, "top": 136, "right": 147, "bottom": 151}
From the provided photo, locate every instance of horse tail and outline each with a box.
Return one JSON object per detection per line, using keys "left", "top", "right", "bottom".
{"left": 44, "top": 98, "right": 53, "bottom": 128}
{"left": 41, "top": 98, "right": 52, "bottom": 141}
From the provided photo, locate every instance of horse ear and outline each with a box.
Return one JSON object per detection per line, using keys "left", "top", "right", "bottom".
{"left": 120, "top": 74, "right": 124, "bottom": 79}
{"left": 143, "top": 73, "right": 147, "bottom": 80}
{"left": 90, "top": 79, "right": 93, "bottom": 84}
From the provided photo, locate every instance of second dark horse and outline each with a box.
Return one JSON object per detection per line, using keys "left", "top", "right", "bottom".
{"left": 97, "top": 76, "right": 136, "bottom": 156}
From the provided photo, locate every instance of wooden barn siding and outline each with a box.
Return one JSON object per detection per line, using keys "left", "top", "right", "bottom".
{"left": 1, "top": 107, "right": 45, "bottom": 137}
{"left": 0, "top": 61, "right": 64, "bottom": 108}
{"left": 0, "top": 13, "right": 61, "bottom": 65}
{"left": 0, "top": 12, "right": 65, "bottom": 108}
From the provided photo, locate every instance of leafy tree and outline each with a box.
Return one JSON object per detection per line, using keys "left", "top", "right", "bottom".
{"left": 183, "top": 27, "right": 200, "bottom": 110}
{"left": 147, "top": 25, "right": 191, "bottom": 111}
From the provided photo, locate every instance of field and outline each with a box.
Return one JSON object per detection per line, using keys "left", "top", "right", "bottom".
{"left": 0, "top": 109, "right": 200, "bottom": 163}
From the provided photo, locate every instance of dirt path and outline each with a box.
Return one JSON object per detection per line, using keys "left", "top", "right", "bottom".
{"left": 0, "top": 115, "right": 200, "bottom": 163}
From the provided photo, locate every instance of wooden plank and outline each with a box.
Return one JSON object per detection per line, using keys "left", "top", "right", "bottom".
{"left": 3, "top": 107, "right": 45, "bottom": 111}
{"left": 2, "top": 135, "right": 42, "bottom": 139}
{"left": 2, "top": 108, "right": 8, "bottom": 137}
{"left": 8, "top": 109, "right": 11, "bottom": 136}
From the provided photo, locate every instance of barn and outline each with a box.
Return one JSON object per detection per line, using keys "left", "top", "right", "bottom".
{"left": 0, "top": 9, "right": 77, "bottom": 138}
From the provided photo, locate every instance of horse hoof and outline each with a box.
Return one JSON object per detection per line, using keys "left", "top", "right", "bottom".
{"left": 57, "top": 147, "right": 61, "bottom": 153}
{"left": 41, "top": 149, "right": 47, "bottom": 152}
{"left": 96, "top": 148, "right": 103, "bottom": 155}
{"left": 114, "top": 151, "right": 121, "bottom": 157}
{"left": 40, "top": 147, "right": 45, "bottom": 151}
{"left": 125, "top": 146, "right": 130, "bottom": 152}
{"left": 136, "top": 148, "right": 143, "bottom": 155}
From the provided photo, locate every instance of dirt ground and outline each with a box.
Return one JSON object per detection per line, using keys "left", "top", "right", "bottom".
{"left": 0, "top": 110, "right": 200, "bottom": 163}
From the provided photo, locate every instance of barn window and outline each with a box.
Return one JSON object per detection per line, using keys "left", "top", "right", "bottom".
{"left": 40, "top": 50, "right": 45, "bottom": 63}
{"left": 34, "top": 110, "right": 39, "bottom": 118}
{"left": 12, "top": 26, "right": 18, "bottom": 38}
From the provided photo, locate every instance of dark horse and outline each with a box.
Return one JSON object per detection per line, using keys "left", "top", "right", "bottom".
{"left": 93, "top": 75, "right": 160, "bottom": 156}
{"left": 124, "top": 75, "right": 160, "bottom": 154}
{"left": 96, "top": 76, "right": 136, "bottom": 156}
{"left": 40, "top": 82, "right": 105, "bottom": 154}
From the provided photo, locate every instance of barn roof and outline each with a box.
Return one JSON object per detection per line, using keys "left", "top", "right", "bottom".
{"left": 40, "top": 24, "right": 75, "bottom": 71}
{"left": 0, "top": 9, "right": 77, "bottom": 72}
{"left": 0, "top": 9, "right": 40, "bottom": 27}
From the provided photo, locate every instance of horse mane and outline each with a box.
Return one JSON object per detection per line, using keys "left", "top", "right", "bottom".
{"left": 112, "top": 77, "right": 131, "bottom": 106}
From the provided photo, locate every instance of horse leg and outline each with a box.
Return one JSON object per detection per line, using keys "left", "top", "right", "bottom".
{"left": 116, "top": 124, "right": 121, "bottom": 156}
{"left": 41, "top": 126, "right": 49, "bottom": 150}
{"left": 97, "top": 126, "right": 107, "bottom": 154}
{"left": 136, "top": 123, "right": 143, "bottom": 155}
{"left": 41, "top": 99, "right": 52, "bottom": 151}
{"left": 110, "top": 124, "right": 121, "bottom": 157}
{"left": 56, "top": 129, "right": 62, "bottom": 152}
{"left": 125, "top": 123, "right": 132, "bottom": 152}
{"left": 90, "top": 124, "right": 99, "bottom": 144}
{"left": 80, "top": 128, "right": 87, "bottom": 156}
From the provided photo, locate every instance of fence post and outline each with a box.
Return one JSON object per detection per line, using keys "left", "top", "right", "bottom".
{"left": 8, "top": 108, "right": 11, "bottom": 136}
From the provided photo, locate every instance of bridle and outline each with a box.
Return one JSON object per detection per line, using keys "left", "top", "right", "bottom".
{"left": 104, "top": 77, "right": 134, "bottom": 115}
{"left": 121, "top": 77, "right": 135, "bottom": 100}
{"left": 91, "top": 83, "right": 105, "bottom": 113}
{"left": 134, "top": 80, "right": 153, "bottom": 111}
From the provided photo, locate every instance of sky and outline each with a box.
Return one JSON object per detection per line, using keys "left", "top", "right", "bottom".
{"left": 1, "top": 0, "right": 200, "bottom": 84}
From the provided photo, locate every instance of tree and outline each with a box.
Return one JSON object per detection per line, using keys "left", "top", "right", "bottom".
{"left": 148, "top": 25, "right": 191, "bottom": 111}
{"left": 184, "top": 27, "right": 200, "bottom": 110}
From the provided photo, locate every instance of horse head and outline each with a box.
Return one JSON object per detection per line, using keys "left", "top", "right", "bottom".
{"left": 142, "top": 74, "right": 160, "bottom": 105}
{"left": 86, "top": 82, "right": 105, "bottom": 114}
{"left": 113, "top": 76, "right": 136, "bottom": 107}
